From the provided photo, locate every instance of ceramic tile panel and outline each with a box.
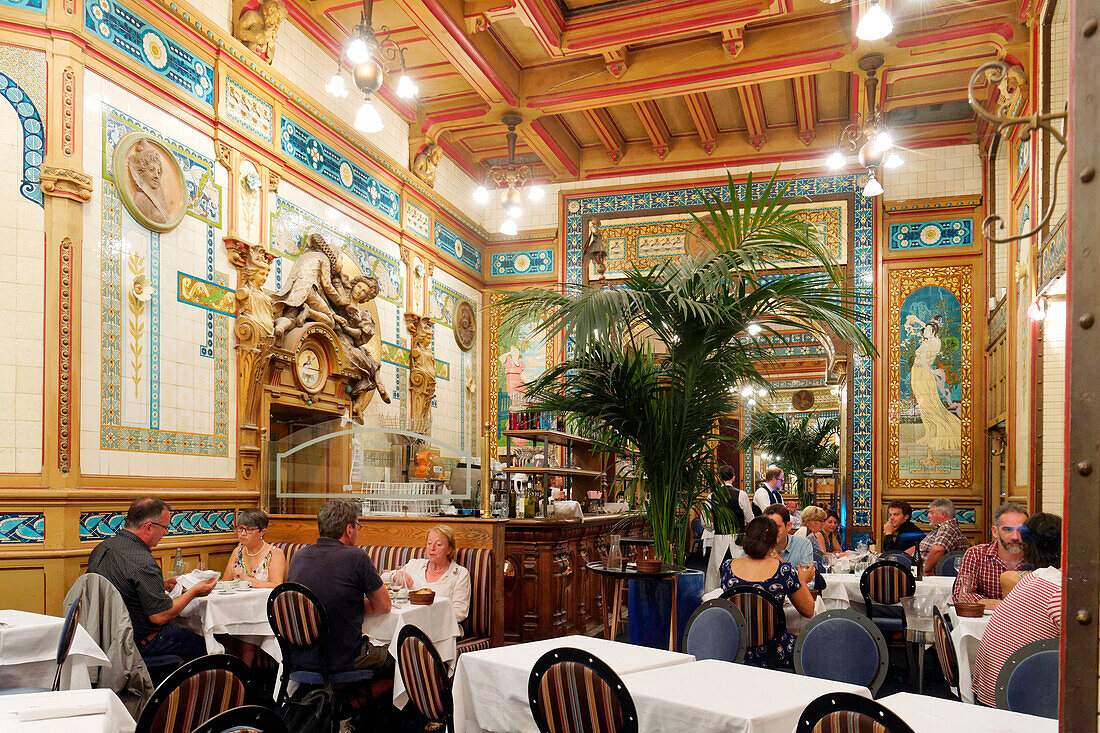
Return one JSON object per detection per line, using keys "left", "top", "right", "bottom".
{"left": 224, "top": 78, "right": 273, "bottom": 142}
{"left": 1047, "top": 0, "right": 1070, "bottom": 230}
{"left": 0, "top": 0, "right": 43, "bottom": 11}
{"left": 1040, "top": 298, "right": 1066, "bottom": 515}
{"left": 430, "top": 269, "right": 481, "bottom": 459}
{"left": 0, "top": 513, "right": 44, "bottom": 544}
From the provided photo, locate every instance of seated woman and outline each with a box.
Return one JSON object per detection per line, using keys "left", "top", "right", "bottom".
{"left": 383, "top": 525, "right": 472, "bottom": 623}
{"left": 793, "top": 505, "right": 828, "bottom": 554}
{"left": 720, "top": 516, "right": 815, "bottom": 668}
{"left": 971, "top": 512, "right": 1062, "bottom": 707}
{"left": 819, "top": 509, "right": 845, "bottom": 553}
{"left": 222, "top": 508, "right": 286, "bottom": 588}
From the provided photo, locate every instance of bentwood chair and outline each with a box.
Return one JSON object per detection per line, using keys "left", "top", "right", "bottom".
{"left": 0, "top": 592, "right": 84, "bottom": 696}
{"left": 135, "top": 654, "right": 254, "bottom": 733}
{"left": 528, "top": 647, "right": 639, "bottom": 733}
{"left": 935, "top": 551, "right": 966, "bottom": 577}
{"left": 681, "top": 598, "right": 747, "bottom": 664}
{"left": 793, "top": 609, "right": 890, "bottom": 697}
{"left": 396, "top": 624, "right": 454, "bottom": 733}
{"left": 930, "top": 606, "right": 960, "bottom": 699}
{"left": 859, "top": 560, "right": 915, "bottom": 633}
{"left": 994, "top": 638, "right": 1060, "bottom": 718}
{"left": 719, "top": 585, "right": 787, "bottom": 668}
{"left": 882, "top": 553, "right": 913, "bottom": 572}
{"left": 795, "top": 692, "right": 916, "bottom": 733}
{"left": 191, "top": 705, "right": 289, "bottom": 733}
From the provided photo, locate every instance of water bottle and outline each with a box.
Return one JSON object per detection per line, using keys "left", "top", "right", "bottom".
{"left": 607, "top": 535, "right": 623, "bottom": 571}
{"left": 172, "top": 548, "right": 184, "bottom": 576}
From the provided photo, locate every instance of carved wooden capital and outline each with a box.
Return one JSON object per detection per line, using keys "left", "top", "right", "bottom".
{"left": 40, "top": 167, "right": 93, "bottom": 202}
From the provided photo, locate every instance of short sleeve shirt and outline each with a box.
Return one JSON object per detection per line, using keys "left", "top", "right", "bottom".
{"left": 287, "top": 538, "right": 383, "bottom": 672}
{"left": 919, "top": 518, "right": 968, "bottom": 559}
{"left": 87, "top": 529, "right": 173, "bottom": 639}
{"left": 780, "top": 534, "right": 814, "bottom": 568}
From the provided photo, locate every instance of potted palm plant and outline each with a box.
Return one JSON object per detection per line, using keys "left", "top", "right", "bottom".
{"left": 740, "top": 410, "right": 841, "bottom": 507}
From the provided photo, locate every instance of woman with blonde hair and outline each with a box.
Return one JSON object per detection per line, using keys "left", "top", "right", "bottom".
{"left": 794, "top": 505, "right": 829, "bottom": 555}
{"left": 384, "top": 524, "right": 472, "bottom": 622}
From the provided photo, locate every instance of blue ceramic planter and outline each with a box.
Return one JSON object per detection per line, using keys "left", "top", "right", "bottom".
{"left": 627, "top": 569, "right": 704, "bottom": 649}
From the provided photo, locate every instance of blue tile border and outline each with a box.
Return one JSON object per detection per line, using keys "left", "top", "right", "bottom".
{"left": 491, "top": 248, "right": 554, "bottom": 277}
{"left": 0, "top": 513, "right": 44, "bottom": 544}
{"left": 79, "top": 509, "right": 234, "bottom": 541}
{"left": 434, "top": 220, "right": 483, "bottom": 274}
{"left": 0, "top": 72, "right": 43, "bottom": 207}
{"left": 888, "top": 219, "right": 973, "bottom": 250}
{"left": 0, "top": 0, "right": 44, "bottom": 12}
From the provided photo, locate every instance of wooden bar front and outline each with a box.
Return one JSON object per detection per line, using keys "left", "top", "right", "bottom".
{"left": 503, "top": 515, "right": 643, "bottom": 643}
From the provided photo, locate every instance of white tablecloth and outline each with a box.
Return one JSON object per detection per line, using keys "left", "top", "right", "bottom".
{"left": 363, "top": 597, "right": 463, "bottom": 708}
{"left": 624, "top": 658, "right": 871, "bottom": 733}
{"left": 175, "top": 587, "right": 282, "bottom": 665}
{"left": 816, "top": 573, "right": 955, "bottom": 614}
{"left": 452, "top": 635, "right": 695, "bottom": 733}
{"left": 0, "top": 688, "right": 135, "bottom": 733}
{"left": 0, "top": 610, "right": 110, "bottom": 691}
{"left": 879, "top": 692, "right": 1057, "bottom": 733}
{"left": 947, "top": 608, "right": 991, "bottom": 703}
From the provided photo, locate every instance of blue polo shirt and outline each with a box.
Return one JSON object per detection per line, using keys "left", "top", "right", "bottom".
{"left": 779, "top": 534, "right": 814, "bottom": 567}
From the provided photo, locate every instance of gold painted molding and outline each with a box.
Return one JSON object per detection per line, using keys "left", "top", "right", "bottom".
{"left": 40, "top": 167, "right": 93, "bottom": 202}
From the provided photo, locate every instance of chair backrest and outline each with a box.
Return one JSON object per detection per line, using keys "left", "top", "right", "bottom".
{"left": 931, "top": 606, "right": 959, "bottom": 693}
{"left": 267, "top": 581, "right": 329, "bottom": 701}
{"left": 719, "top": 585, "right": 787, "bottom": 650}
{"left": 994, "top": 638, "right": 1059, "bottom": 718}
{"left": 793, "top": 610, "right": 889, "bottom": 697}
{"left": 397, "top": 624, "right": 453, "bottom": 725}
{"left": 882, "top": 553, "right": 913, "bottom": 571}
{"left": 52, "top": 592, "right": 83, "bottom": 691}
{"left": 136, "top": 654, "right": 252, "bottom": 733}
{"left": 529, "top": 647, "right": 638, "bottom": 733}
{"left": 271, "top": 542, "right": 310, "bottom": 565}
{"left": 795, "top": 692, "right": 916, "bottom": 733}
{"left": 190, "top": 705, "right": 289, "bottom": 733}
{"left": 860, "top": 560, "right": 916, "bottom": 606}
{"left": 681, "top": 599, "right": 747, "bottom": 664}
{"left": 935, "top": 551, "right": 965, "bottom": 577}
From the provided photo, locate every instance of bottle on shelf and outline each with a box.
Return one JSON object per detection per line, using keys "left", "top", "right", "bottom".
{"left": 172, "top": 547, "right": 184, "bottom": 576}
{"left": 523, "top": 477, "right": 537, "bottom": 518}
{"left": 507, "top": 481, "right": 517, "bottom": 519}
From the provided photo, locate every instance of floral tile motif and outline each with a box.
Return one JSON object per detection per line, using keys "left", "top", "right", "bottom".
{"left": 0, "top": 513, "right": 44, "bottom": 544}
{"left": 224, "top": 78, "right": 272, "bottom": 142}
{"left": 889, "top": 219, "right": 973, "bottom": 250}
{"left": 0, "top": 68, "right": 44, "bottom": 206}
{"left": 429, "top": 283, "right": 475, "bottom": 330}
{"left": 404, "top": 201, "right": 431, "bottom": 242}
{"left": 280, "top": 117, "right": 400, "bottom": 223}
{"left": 491, "top": 249, "right": 554, "bottom": 277}
{"left": 1038, "top": 218, "right": 1067, "bottom": 289}
{"left": 909, "top": 508, "right": 976, "bottom": 525}
{"left": 178, "top": 272, "right": 236, "bottom": 317}
{"left": 79, "top": 509, "right": 234, "bottom": 541}
{"left": 86, "top": 0, "right": 213, "bottom": 106}
{"left": 434, "top": 221, "right": 483, "bottom": 274}
{"left": 0, "top": 0, "right": 44, "bottom": 12}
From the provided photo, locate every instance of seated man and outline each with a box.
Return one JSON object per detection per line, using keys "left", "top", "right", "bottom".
{"left": 87, "top": 497, "right": 216, "bottom": 662}
{"left": 953, "top": 502, "right": 1029, "bottom": 609}
{"left": 918, "top": 498, "right": 969, "bottom": 575}
{"left": 763, "top": 504, "right": 814, "bottom": 569}
{"left": 287, "top": 499, "right": 391, "bottom": 674}
{"left": 880, "top": 500, "right": 924, "bottom": 554}
{"left": 785, "top": 499, "right": 802, "bottom": 530}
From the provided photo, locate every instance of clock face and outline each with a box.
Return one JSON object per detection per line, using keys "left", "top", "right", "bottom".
{"left": 295, "top": 345, "right": 327, "bottom": 393}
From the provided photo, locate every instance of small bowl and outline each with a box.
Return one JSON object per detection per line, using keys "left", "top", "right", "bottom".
{"left": 954, "top": 602, "right": 985, "bottom": 618}
{"left": 409, "top": 589, "right": 436, "bottom": 605}
{"left": 635, "top": 559, "right": 663, "bottom": 573}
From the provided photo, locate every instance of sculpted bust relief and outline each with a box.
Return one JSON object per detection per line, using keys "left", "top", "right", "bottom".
{"left": 113, "top": 133, "right": 187, "bottom": 233}
{"left": 412, "top": 143, "right": 443, "bottom": 188}
{"left": 235, "top": 0, "right": 288, "bottom": 62}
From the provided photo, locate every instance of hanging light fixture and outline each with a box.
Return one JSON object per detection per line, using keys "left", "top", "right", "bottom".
{"left": 856, "top": 0, "right": 893, "bottom": 41}
{"left": 326, "top": 0, "right": 418, "bottom": 133}
{"left": 474, "top": 113, "right": 543, "bottom": 236}
{"left": 826, "top": 54, "right": 898, "bottom": 198}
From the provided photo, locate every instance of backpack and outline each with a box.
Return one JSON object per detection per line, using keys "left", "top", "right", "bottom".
{"left": 280, "top": 686, "right": 338, "bottom": 733}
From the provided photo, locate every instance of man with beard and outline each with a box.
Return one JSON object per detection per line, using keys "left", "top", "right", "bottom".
{"left": 952, "top": 502, "right": 1029, "bottom": 609}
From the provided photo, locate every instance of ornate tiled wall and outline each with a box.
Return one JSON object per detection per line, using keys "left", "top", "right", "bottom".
{"left": 79, "top": 508, "right": 234, "bottom": 540}
{"left": 429, "top": 276, "right": 480, "bottom": 458}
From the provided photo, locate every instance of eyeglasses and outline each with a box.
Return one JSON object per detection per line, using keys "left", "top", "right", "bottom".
{"left": 147, "top": 521, "right": 170, "bottom": 530}
{"left": 235, "top": 526, "right": 260, "bottom": 533}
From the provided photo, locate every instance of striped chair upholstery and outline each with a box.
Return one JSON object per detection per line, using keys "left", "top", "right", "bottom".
{"left": 396, "top": 625, "right": 452, "bottom": 726}
{"left": 860, "top": 561, "right": 914, "bottom": 606}
{"left": 136, "top": 655, "right": 252, "bottom": 733}
{"left": 529, "top": 648, "right": 638, "bottom": 733}
{"left": 721, "top": 586, "right": 785, "bottom": 649}
{"left": 931, "top": 606, "right": 959, "bottom": 693}
{"left": 269, "top": 587, "right": 323, "bottom": 648}
{"left": 810, "top": 711, "right": 889, "bottom": 733}
{"left": 271, "top": 542, "right": 309, "bottom": 565}
{"left": 795, "top": 692, "right": 915, "bottom": 733}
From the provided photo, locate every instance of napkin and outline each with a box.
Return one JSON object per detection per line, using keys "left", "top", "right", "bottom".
{"left": 170, "top": 569, "right": 221, "bottom": 596}
{"left": 548, "top": 500, "right": 583, "bottom": 520}
{"left": 17, "top": 700, "right": 109, "bottom": 721}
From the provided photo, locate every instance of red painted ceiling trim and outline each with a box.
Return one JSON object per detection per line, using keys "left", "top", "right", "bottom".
{"left": 896, "top": 21, "right": 1016, "bottom": 49}
{"left": 420, "top": 0, "right": 520, "bottom": 106}
{"left": 530, "top": 119, "right": 581, "bottom": 177}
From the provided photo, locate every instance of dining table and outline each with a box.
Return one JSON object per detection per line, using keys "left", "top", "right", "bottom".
{"left": 623, "top": 658, "right": 872, "bottom": 733}
{"left": 946, "top": 607, "right": 991, "bottom": 703}
{"left": 878, "top": 691, "right": 1056, "bottom": 732}
{"left": 0, "top": 688, "right": 136, "bottom": 733}
{"left": 0, "top": 610, "right": 111, "bottom": 692}
{"left": 451, "top": 635, "right": 695, "bottom": 733}
{"left": 815, "top": 572, "right": 955, "bottom": 614}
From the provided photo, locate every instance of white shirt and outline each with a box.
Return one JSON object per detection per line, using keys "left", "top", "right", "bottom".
{"left": 753, "top": 484, "right": 783, "bottom": 513}
{"left": 383, "top": 558, "right": 472, "bottom": 622}
{"left": 724, "top": 483, "right": 754, "bottom": 526}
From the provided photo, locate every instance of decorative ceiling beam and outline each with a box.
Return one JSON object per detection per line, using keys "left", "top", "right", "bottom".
{"left": 792, "top": 75, "right": 818, "bottom": 145}
{"left": 631, "top": 101, "right": 671, "bottom": 159}
{"left": 721, "top": 27, "right": 745, "bottom": 58}
{"left": 603, "top": 48, "right": 629, "bottom": 81}
{"left": 581, "top": 108, "right": 626, "bottom": 163}
{"left": 520, "top": 117, "right": 582, "bottom": 178}
{"left": 735, "top": 84, "right": 767, "bottom": 150}
{"left": 684, "top": 93, "right": 719, "bottom": 155}
{"left": 464, "top": 0, "right": 565, "bottom": 58}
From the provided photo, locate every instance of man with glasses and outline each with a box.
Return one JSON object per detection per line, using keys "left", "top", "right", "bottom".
{"left": 952, "top": 502, "right": 1029, "bottom": 609}
{"left": 88, "top": 497, "right": 217, "bottom": 662}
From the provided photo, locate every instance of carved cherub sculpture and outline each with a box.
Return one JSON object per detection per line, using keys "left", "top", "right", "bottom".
{"left": 235, "top": 0, "right": 288, "bottom": 63}
{"left": 334, "top": 275, "right": 392, "bottom": 408}
{"left": 271, "top": 232, "right": 348, "bottom": 340}
{"left": 412, "top": 144, "right": 443, "bottom": 188}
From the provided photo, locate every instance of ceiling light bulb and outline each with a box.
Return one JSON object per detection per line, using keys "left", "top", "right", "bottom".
{"left": 856, "top": 2, "right": 893, "bottom": 41}
{"left": 325, "top": 73, "right": 349, "bottom": 98}
{"left": 354, "top": 99, "right": 383, "bottom": 133}
{"left": 527, "top": 185, "right": 544, "bottom": 201}
{"left": 1027, "top": 300, "right": 1047, "bottom": 321}
{"left": 875, "top": 131, "right": 893, "bottom": 151}
{"left": 346, "top": 38, "right": 370, "bottom": 65}
{"left": 827, "top": 151, "right": 845, "bottom": 170}
{"left": 885, "top": 152, "right": 904, "bottom": 169}
{"left": 741, "top": 386, "right": 754, "bottom": 398}
{"left": 396, "top": 74, "right": 418, "bottom": 99}
{"left": 473, "top": 186, "right": 489, "bottom": 204}
{"left": 747, "top": 323, "right": 762, "bottom": 336}
{"left": 758, "top": 387, "right": 769, "bottom": 397}
{"left": 747, "top": 398, "right": 757, "bottom": 407}
{"left": 499, "top": 219, "right": 518, "bottom": 236}
{"left": 862, "top": 173, "right": 884, "bottom": 197}
{"left": 505, "top": 204, "right": 523, "bottom": 219}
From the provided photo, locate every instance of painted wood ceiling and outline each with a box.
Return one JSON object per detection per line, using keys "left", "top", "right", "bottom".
{"left": 286, "top": 0, "right": 1028, "bottom": 182}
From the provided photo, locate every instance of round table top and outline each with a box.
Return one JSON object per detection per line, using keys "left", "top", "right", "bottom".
{"left": 585, "top": 561, "right": 684, "bottom": 579}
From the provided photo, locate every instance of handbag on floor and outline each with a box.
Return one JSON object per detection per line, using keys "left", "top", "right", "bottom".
{"left": 280, "top": 686, "right": 338, "bottom": 733}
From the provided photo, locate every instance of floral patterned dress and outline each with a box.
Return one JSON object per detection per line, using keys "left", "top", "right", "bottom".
{"left": 719, "top": 560, "right": 801, "bottom": 668}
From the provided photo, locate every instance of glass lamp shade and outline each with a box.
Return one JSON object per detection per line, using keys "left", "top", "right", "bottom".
{"left": 325, "top": 74, "right": 349, "bottom": 98}
{"left": 827, "top": 151, "right": 845, "bottom": 169}
{"left": 396, "top": 74, "right": 418, "bottom": 99}
{"left": 858, "top": 141, "right": 885, "bottom": 169}
{"left": 354, "top": 99, "right": 383, "bottom": 133}
{"left": 473, "top": 186, "right": 490, "bottom": 204}
{"left": 874, "top": 131, "right": 893, "bottom": 151}
{"left": 862, "top": 173, "right": 884, "bottom": 197}
{"left": 499, "top": 219, "right": 518, "bottom": 236}
{"left": 528, "top": 185, "right": 544, "bottom": 201}
{"left": 346, "top": 38, "right": 370, "bottom": 65}
{"left": 856, "top": 3, "right": 893, "bottom": 41}
{"left": 354, "top": 58, "right": 384, "bottom": 95}
{"left": 885, "top": 152, "right": 904, "bottom": 168}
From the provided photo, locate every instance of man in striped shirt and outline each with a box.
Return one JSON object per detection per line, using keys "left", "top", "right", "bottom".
{"left": 952, "top": 502, "right": 1029, "bottom": 609}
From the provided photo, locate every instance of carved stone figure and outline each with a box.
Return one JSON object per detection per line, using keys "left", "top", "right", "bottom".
{"left": 272, "top": 233, "right": 348, "bottom": 340}
{"left": 583, "top": 217, "right": 608, "bottom": 275}
{"left": 454, "top": 301, "right": 476, "bottom": 351}
{"left": 114, "top": 134, "right": 187, "bottom": 232}
{"left": 406, "top": 314, "right": 437, "bottom": 429}
{"left": 235, "top": 0, "right": 288, "bottom": 63}
{"left": 412, "top": 143, "right": 443, "bottom": 188}
{"left": 334, "top": 275, "right": 392, "bottom": 411}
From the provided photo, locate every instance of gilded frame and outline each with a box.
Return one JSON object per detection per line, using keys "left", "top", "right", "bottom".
{"left": 112, "top": 131, "right": 188, "bottom": 233}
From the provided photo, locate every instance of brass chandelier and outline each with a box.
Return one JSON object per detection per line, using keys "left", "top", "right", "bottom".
{"left": 826, "top": 54, "right": 903, "bottom": 197}
{"left": 325, "top": 0, "right": 417, "bottom": 133}
{"left": 473, "top": 114, "right": 544, "bottom": 236}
